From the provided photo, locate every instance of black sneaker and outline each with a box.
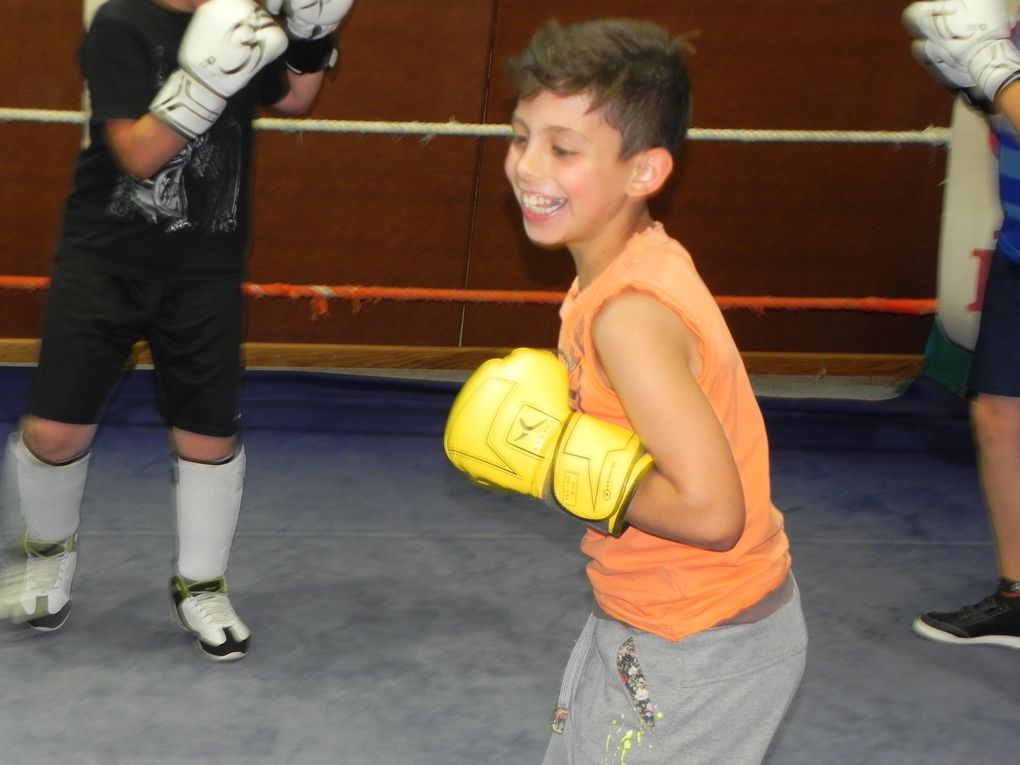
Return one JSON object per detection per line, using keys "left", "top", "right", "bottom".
{"left": 170, "top": 575, "right": 250, "bottom": 661}
{"left": 913, "top": 583, "right": 1020, "bottom": 649}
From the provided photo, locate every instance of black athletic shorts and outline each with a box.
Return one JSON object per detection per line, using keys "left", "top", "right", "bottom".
{"left": 968, "top": 248, "right": 1020, "bottom": 398}
{"left": 27, "top": 257, "right": 245, "bottom": 437}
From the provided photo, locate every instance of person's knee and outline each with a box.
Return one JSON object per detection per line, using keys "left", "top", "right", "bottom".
{"left": 21, "top": 417, "right": 94, "bottom": 464}
{"left": 172, "top": 428, "right": 237, "bottom": 464}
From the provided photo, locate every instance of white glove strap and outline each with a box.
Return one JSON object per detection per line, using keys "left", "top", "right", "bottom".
{"left": 969, "top": 38, "right": 1020, "bottom": 103}
{"left": 288, "top": 17, "right": 337, "bottom": 40}
{"left": 149, "top": 69, "right": 227, "bottom": 140}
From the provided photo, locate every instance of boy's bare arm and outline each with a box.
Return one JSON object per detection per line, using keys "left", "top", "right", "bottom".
{"left": 593, "top": 292, "right": 745, "bottom": 550}
{"left": 271, "top": 70, "right": 326, "bottom": 115}
{"left": 996, "top": 81, "right": 1020, "bottom": 132}
{"left": 264, "top": 0, "right": 350, "bottom": 114}
{"left": 107, "top": 0, "right": 290, "bottom": 179}
{"left": 105, "top": 117, "right": 190, "bottom": 180}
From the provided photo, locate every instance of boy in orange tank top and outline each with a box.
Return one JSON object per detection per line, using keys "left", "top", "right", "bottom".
{"left": 445, "top": 19, "right": 807, "bottom": 764}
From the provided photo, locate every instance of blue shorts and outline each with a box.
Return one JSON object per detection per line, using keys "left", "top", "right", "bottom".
{"left": 27, "top": 257, "right": 245, "bottom": 437}
{"left": 968, "top": 248, "right": 1020, "bottom": 398}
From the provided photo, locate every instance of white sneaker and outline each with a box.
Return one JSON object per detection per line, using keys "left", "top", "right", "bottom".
{"left": 0, "top": 534, "right": 77, "bottom": 631}
{"left": 170, "top": 575, "right": 250, "bottom": 661}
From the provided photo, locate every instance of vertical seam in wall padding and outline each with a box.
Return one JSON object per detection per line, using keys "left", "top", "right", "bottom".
{"left": 459, "top": 0, "right": 503, "bottom": 348}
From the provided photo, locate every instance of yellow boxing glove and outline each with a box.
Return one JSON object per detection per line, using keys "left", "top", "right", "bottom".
{"left": 444, "top": 348, "right": 654, "bottom": 535}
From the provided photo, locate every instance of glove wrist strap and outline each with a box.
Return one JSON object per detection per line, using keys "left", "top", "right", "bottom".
{"left": 149, "top": 69, "right": 226, "bottom": 140}
{"left": 969, "top": 39, "right": 1020, "bottom": 105}
{"left": 285, "top": 34, "right": 338, "bottom": 74}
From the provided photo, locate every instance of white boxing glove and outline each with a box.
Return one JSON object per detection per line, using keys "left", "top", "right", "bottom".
{"left": 903, "top": 0, "right": 1020, "bottom": 107}
{"left": 150, "top": 0, "right": 287, "bottom": 139}
{"left": 263, "top": 0, "right": 354, "bottom": 40}
{"left": 910, "top": 37, "right": 993, "bottom": 109}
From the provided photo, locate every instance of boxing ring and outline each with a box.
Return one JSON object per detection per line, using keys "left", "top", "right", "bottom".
{"left": 0, "top": 104, "right": 958, "bottom": 370}
{"left": 0, "top": 26, "right": 1015, "bottom": 765}
{"left": 0, "top": 355, "right": 1013, "bottom": 765}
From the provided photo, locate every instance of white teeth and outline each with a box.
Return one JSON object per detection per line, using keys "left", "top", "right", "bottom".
{"left": 522, "top": 192, "right": 566, "bottom": 215}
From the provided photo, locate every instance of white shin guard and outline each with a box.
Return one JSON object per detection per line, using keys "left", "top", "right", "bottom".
{"left": 175, "top": 446, "right": 245, "bottom": 582}
{"left": 3, "top": 432, "right": 88, "bottom": 542}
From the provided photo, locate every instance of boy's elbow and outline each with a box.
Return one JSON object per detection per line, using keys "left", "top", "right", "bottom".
{"left": 694, "top": 496, "right": 745, "bottom": 552}
{"left": 114, "top": 142, "right": 180, "bottom": 181}
{"left": 632, "top": 475, "right": 745, "bottom": 550}
{"left": 703, "top": 526, "right": 742, "bottom": 552}
{"left": 697, "top": 527, "right": 741, "bottom": 552}
{"left": 109, "top": 143, "right": 155, "bottom": 180}
{"left": 122, "top": 159, "right": 159, "bottom": 181}
{"left": 272, "top": 76, "right": 324, "bottom": 116}
{"left": 270, "top": 98, "right": 308, "bottom": 117}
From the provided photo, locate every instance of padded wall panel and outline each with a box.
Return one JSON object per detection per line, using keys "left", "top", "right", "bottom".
{"left": 464, "top": 0, "right": 951, "bottom": 351}
{"left": 0, "top": 0, "right": 953, "bottom": 355}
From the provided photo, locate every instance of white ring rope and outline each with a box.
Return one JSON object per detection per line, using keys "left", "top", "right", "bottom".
{"left": 0, "top": 107, "right": 951, "bottom": 145}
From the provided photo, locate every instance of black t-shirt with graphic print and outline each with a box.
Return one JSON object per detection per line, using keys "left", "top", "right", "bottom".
{"left": 57, "top": 0, "right": 288, "bottom": 287}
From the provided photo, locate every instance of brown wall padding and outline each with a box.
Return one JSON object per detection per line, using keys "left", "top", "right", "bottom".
{"left": 0, "top": 1, "right": 952, "bottom": 354}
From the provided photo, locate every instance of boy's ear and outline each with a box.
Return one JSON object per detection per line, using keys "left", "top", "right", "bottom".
{"left": 627, "top": 147, "right": 674, "bottom": 198}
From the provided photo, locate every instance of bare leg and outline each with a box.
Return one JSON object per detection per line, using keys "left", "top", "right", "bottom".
{"left": 171, "top": 427, "right": 235, "bottom": 464}
{"left": 21, "top": 415, "right": 96, "bottom": 464}
{"left": 971, "top": 394, "right": 1020, "bottom": 582}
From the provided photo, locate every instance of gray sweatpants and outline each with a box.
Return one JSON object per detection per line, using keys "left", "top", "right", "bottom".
{"left": 542, "top": 575, "right": 807, "bottom": 765}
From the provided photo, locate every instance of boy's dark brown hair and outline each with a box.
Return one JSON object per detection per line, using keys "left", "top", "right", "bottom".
{"left": 505, "top": 18, "right": 693, "bottom": 159}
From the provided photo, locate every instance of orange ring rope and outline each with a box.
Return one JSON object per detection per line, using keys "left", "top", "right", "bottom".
{"left": 712, "top": 295, "right": 937, "bottom": 315}
{"left": 0, "top": 275, "right": 937, "bottom": 319}
{"left": 242, "top": 283, "right": 567, "bottom": 317}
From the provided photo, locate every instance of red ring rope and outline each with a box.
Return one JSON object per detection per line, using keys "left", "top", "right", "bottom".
{"left": 0, "top": 276, "right": 937, "bottom": 320}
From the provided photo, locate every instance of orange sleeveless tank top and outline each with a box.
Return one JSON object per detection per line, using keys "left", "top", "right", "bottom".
{"left": 558, "top": 224, "right": 791, "bottom": 641}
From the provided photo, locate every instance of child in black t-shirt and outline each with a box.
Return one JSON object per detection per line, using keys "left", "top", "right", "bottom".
{"left": 0, "top": 0, "right": 352, "bottom": 661}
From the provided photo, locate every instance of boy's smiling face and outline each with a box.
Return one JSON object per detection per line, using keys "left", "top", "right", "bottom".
{"left": 504, "top": 90, "right": 652, "bottom": 265}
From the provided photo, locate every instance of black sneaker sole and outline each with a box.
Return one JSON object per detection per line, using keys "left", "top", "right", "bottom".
{"left": 24, "top": 601, "right": 71, "bottom": 632}
{"left": 912, "top": 616, "right": 1020, "bottom": 649}
{"left": 170, "top": 600, "right": 249, "bottom": 662}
